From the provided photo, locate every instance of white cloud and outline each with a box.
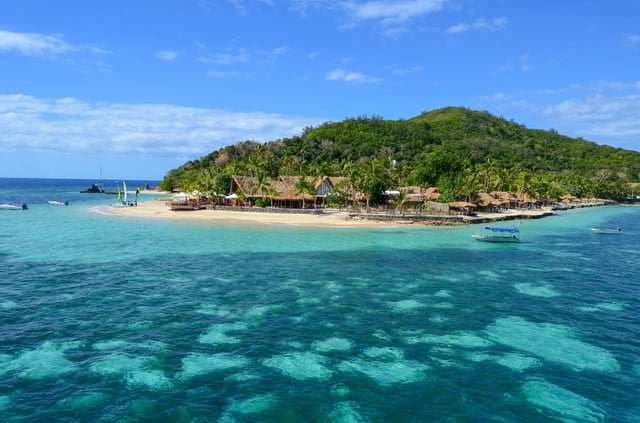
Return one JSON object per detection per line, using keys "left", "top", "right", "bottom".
{"left": 486, "top": 83, "right": 640, "bottom": 150}
{"left": 342, "top": 0, "right": 444, "bottom": 24}
{"left": 537, "top": 94, "right": 640, "bottom": 139}
{"left": 0, "top": 29, "right": 73, "bottom": 56}
{"left": 326, "top": 69, "right": 381, "bottom": 83}
{"left": 446, "top": 17, "right": 508, "bottom": 35}
{"left": 293, "top": 0, "right": 445, "bottom": 35}
{"left": 0, "top": 94, "right": 324, "bottom": 157}
{"left": 156, "top": 50, "right": 178, "bottom": 61}
{"left": 0, "top": 29, "right": 105, "bottom": 57}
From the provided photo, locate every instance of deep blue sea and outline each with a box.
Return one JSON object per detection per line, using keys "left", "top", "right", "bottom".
{"left": 1, "top": 178, "right": 639, "bottom": 422}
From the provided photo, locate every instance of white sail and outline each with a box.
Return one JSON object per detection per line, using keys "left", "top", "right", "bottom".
{"left": 123, "top": 181, "right": 127, "bottom": 202}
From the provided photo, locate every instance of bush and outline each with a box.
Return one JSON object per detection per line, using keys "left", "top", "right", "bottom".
{"left": 255, "top": 198, "right": 269, "bottom": 208}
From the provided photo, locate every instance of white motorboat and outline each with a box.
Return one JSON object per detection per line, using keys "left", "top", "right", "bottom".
{"left": 48, "top": 200, "right": 69, "bottom": 206}
{"left": 0, "top": 203, "right": 28, "bottom": 210}
{"left": 473, "top": 226, "right": 520, "bottom": 243}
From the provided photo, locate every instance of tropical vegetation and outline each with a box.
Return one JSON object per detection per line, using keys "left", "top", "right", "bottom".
{"left": 160, "top": 107, "right": 640, "bottom": 207}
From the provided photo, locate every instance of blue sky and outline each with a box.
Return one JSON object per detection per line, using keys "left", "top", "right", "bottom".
{"left": 1, "top": 0, "right": 639, "bottom": 181}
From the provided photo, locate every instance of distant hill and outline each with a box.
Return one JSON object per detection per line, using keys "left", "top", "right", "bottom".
{"left": 161, "top": 107, "right": 640, "bottom": 201}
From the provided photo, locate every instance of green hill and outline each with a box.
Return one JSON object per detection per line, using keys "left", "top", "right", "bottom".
{"left": 161, "top": 107, "right": 640, "bottom": 202}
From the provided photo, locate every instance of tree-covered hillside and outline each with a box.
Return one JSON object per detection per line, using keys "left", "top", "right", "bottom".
{"left": 160, "top": 107, "right": 640, "bottom": 204}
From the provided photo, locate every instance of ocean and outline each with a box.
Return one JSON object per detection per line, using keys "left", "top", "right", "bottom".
{"left": 0, "top": 177, "right": 638, "bottom": 422}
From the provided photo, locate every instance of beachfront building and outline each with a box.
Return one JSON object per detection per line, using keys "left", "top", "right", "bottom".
{"left": 228, "top": 175, "right": 355, "bottom": 209}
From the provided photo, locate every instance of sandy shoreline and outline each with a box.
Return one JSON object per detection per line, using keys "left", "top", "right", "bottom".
{"left": 98, "top": 199, "right": 556, "bottom": 228}
{"left": 98, "top": 199, "right": 385, "bottom": 227}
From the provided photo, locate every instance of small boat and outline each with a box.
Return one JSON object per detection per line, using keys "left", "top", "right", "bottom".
{"left": 48, "top": 200, "right": 69, "bottom": 206}
{"left": 473, "top": 226, "right": 520, "bottom": 243}
{"left": 591, "top": 227, "right": 621, "bottom": 234}
{"left": 0, "top": 203, "right": 28, "bottom": 210}
{"left": 111, "top": 180, "right": 137, "bottom": 207}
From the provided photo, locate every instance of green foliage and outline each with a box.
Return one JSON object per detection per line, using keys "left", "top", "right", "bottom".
{"left": 255, "top": 198, "right": 269, "bottom": 208}
{"left": 160, "top": 107, "right": 640, "bottom": 203}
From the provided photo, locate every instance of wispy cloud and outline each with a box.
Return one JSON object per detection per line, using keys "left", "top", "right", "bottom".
{"left": 0, "top": 29, "right": 105, "bottom": 57}
{"left": 342, "top": 0, "right": 444, "bottom": 25}
{"left": 293, "top": 0, "right": 445, "bottom": 36}
{"left": 0, "top": 29, "right": 73, "bottom": 56}
{"left": 326, "top": 69, "right": 381, "bottom": 83}
{"left": 485, "top": 81, "right": 640, "bottom": 149}
{"left": 625, "top": 33, "right": 640, "bottom": 48}
{"left": 156, "top": 50, "right": 178, "bottom": 61}
{"left": 445, "top": 17, "right": 508, "bottom": 35}
{"left": 0, "top": 94, "right": 324, "bottom": 157}
{"left": 537, "top": 94, "right": 640, "bottom": 140}
{"left": 199, "top": 49, "right": 249, "bottom": 65}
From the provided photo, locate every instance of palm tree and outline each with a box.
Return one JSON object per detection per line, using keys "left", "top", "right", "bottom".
{"left": 280, "top": 149, "right": 296, "bottom": 176}
{"left": 457, "top": 173, "right": 482, "bottom": 203}
{"left": 339, "top": 157, "right": 359, "bottom": 209}
{"left": 389, "top": 189, "right": 409, "bottom": 215}
{"left": 251, "top": 173, "right": 272, "bottom": 205}
{"left": 294, "top": 177, "right": 315, "bottom": 209}
{"left": 310, "top": 158, "right": 335, "bottom": 207}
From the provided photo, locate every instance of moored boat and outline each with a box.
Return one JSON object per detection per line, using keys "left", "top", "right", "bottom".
{"left": 591, "top": 227, "right": 621, "bottom": 234}
{"left": 473, "top": 226, "right": 520, "bottom": 243}
{"left": 0, "top": 203, "right": 28, "bottom": 210}
{"left": 48, "top": 200, "right": 69, "bottom": 206}
{"left": 111, "top": 180, "right": 137, "bottom": 207}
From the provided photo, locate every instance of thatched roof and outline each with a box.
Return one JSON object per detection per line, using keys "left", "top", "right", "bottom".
{"left": 449, "top": 201, "right": 476, "bottom": 209}
{"left": 490, "top": 191, "right": 517, "bottom": 202}
{"left": 475, "top": 192, "right": 495, "bottom": 207}
{"left": 424, "top": 187, "right": 441, "bottom": 200}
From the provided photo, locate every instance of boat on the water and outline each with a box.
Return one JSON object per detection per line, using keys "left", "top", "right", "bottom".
{"left": 472, "top": 226, "right": 520, "bottom": 243}
{"left": 111, "top": 181, "right": 137, "bottom": 207}
{"left": 48, "top": 200, "right": 69, "bottom": 206}
{"left": 591, "top": 227, "right": 621, "bottom": 234}
{"left": 0, "top": 203, "right": 28, "bottom": 210}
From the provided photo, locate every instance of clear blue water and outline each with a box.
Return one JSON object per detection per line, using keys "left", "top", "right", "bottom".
{"left": 1, "top": 178, "right": 639, "bottom": 422}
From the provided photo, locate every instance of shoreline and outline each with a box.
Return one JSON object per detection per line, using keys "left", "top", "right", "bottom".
{"left": 98, "top": 199, "right": 558, "bottom": 228}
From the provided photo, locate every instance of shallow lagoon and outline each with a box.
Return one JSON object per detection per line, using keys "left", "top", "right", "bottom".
{"left": 0, "top": 178, "right": 639, "bottom": 421}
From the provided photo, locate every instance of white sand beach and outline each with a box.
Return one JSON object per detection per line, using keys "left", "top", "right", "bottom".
{"left": 100, "top": 199, "right": 385, "bottom": 227}
{"left": 100, "top": 198, "right": 556, "bottom": 228}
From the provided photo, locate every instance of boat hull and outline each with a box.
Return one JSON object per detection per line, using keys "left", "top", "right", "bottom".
{"left": 591, "top": 228, "right": 621, "bottom": 234}
{"left": 472, "top": 234, "right": 520, "bottom": 243}
{"left": 0, "top": 203, "right": 28, "bottom": 210}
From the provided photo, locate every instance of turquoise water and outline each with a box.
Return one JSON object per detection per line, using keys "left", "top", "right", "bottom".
{"left": 1, "top": 178, "right": 639, "bottom": 422}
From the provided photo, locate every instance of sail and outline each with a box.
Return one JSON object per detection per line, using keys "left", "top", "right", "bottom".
{"left": 117, "top": 184, "right": 121, "bottom": 202}
{"left": 123, "top": 181, "right": 127, "bottom": 202}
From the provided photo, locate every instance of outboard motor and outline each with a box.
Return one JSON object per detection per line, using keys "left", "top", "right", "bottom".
{"left": 21, "top": 204, "right": 28, "bottom": 209}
